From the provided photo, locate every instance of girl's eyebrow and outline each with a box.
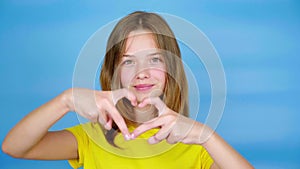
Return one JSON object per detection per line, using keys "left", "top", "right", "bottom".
{"left": 147, "top": 52, "right": 162, "bottom": 57}
{"left": 123, "top": 52, "right": 162, "bottom": 58}
{"left": 123, "top": 51, "right": 162, "bottom": 57}
{"left": 122, "top": 54, "right": 135, "bottom": 58}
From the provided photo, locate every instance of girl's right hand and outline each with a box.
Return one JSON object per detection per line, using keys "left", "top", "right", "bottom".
{"left": 65, "top": 88, "right": 137, "bottom": 140}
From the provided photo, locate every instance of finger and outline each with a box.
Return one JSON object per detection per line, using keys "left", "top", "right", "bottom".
{"left": 104, "top": 104, "right": 131, "bottom": 140}
{"left": 112, "top": 88, "right": 137, "bottom": 106}
{"left": 148, "top": 123, "right": 174, "bottom": 144}
{"left": 104, "top": 117, "right": 112, "bottom": 130}
{"left": 167, "top": 116, "right": 194, "bottom": 144}
{"left": 138, "top": 97, "right": 166, "bottom": 115}
{"left": 100, "top": 110, "right": 113, "bottom": 130}
{"left": 84, "top": 111, "right": 99, "bottom": 123}
{"left": 166, "top": 131, "right": 182, "bottom": 144}
{"left": 148, "top": 136, "right": 161, "bottom": 144}
{"left": 97, "top": 110, "right": 108, "bottom": 126}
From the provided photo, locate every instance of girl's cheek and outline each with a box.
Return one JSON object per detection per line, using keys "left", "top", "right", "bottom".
{"left": 152, "top": 69, "right": 166, "bottom": 80}
{"left": 120, "top": 70, "right": 135, "bottom": 87}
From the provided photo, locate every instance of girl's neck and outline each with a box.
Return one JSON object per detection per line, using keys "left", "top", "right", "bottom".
{"left": 126, "top": 105, "right": 158, "bottom": 127}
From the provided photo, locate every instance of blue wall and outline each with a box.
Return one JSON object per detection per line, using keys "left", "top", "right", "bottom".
{"left": 1, "top": 0, "right": 299, "bottom": 168}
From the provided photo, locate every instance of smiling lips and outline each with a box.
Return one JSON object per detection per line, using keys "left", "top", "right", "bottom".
{"left": 134, "top": 84, "right": 155, "bottom": 92}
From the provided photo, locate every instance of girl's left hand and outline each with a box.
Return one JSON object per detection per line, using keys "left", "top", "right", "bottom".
{"left": 131, "top": 97, "right": 212, "bottom": 145}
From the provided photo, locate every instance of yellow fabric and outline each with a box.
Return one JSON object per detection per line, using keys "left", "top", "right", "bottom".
{"left": 65, "top": 123, "right": 213, "bottom": 169}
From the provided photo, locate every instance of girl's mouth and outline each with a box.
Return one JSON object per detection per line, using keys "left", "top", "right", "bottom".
{"left": 134, "top": 84, "right": 155, "bottom": 92}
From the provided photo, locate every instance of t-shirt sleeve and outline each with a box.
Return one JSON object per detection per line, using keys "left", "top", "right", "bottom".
{"left": 200, "top": 147, "right": 214, "bottom": 169}
{"left": 65, "top": 125, "right": 88, "bottom": 169}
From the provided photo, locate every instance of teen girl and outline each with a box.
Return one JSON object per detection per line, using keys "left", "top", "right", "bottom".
{"left": 2, "top": 11, "right": 253, "bottom": 169}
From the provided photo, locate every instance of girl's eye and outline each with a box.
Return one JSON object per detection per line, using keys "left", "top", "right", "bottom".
{"left": 151, "top": 58, "right": 160, "bottom": 63}
{"left": 122, "top": 59, "right": 135, "bottom": 66}
{"left": 150, "top": 56, "right": 163, "bottom": 64}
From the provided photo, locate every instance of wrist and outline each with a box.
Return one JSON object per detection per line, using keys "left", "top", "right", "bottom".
{"left": 196, "top": 123, "right": 215, "bottom": 145}
{"left": 201, "top": 130, "right": 217, "bottom": 148}
{"left": 60, "top": 88, "right": 74, "bottom": 112}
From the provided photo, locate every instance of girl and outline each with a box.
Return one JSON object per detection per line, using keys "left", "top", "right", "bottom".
{"left": 2, "top": 11, "right": 253, "bottom": 169}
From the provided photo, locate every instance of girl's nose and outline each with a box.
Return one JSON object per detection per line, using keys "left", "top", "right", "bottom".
{"left": 136, "top": 68, "right": 150, "bottom": 80}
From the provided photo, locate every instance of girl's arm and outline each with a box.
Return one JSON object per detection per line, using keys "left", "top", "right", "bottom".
{"left": 132, "top": 97, "right": 254, "bottom": 169}
{"left": 202, "top": 132, "right": 253, "bottom": 169}
{"left": 2, "top": 88, "right": 136, "bottom": 160}
{"left": 2, "top": 89, "right": 78, "bottom": 160}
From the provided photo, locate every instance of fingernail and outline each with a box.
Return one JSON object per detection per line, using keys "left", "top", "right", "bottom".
{"left": 148, "top": 137, "right": 156, "bottom": 144}
{"left": 104, "top": 123, "right": 110, "bottom": 130}
{"left": 132, "top": 101, "right": 137, "bottom": 106}
{"left": 131, "top": 133, "right": 135, "bottom": 139}
{"left": 124, "top": 134, "right": 130, "bottom": 141}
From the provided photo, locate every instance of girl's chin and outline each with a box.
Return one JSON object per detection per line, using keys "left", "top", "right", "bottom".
{"left": 134, "top": 91, "right": 163, "bottom": 103}
{"left": 135, "top": 104, "right": 152, "bottom": 111}
{"left": 132, "top": 105, "right": 158, "bottom": 122}
{"left": 133, "top": 93, "right": 148, "bottom": 102}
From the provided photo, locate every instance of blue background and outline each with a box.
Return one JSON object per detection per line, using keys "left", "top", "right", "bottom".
{"left": 1, "top": 0, "right": 299, "bottom": 169}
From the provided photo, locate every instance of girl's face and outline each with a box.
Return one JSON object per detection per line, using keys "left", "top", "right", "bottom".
{"left": 120, "top": 30, "right": 166, "bottom": 102}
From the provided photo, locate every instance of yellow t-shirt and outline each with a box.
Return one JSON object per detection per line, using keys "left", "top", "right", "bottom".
{"left": 66, "top": 123, "right": 213, "bottom": 169}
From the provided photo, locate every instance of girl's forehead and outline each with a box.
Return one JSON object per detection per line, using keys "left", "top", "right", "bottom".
{"left": 124, "top": 31, "right": 159, "bottom": 56}
{"left": 123, "top": 49, "right": 162, "bottom": 59}
{"left": 127, "top": 29, "right": 154, "bottom": 38}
